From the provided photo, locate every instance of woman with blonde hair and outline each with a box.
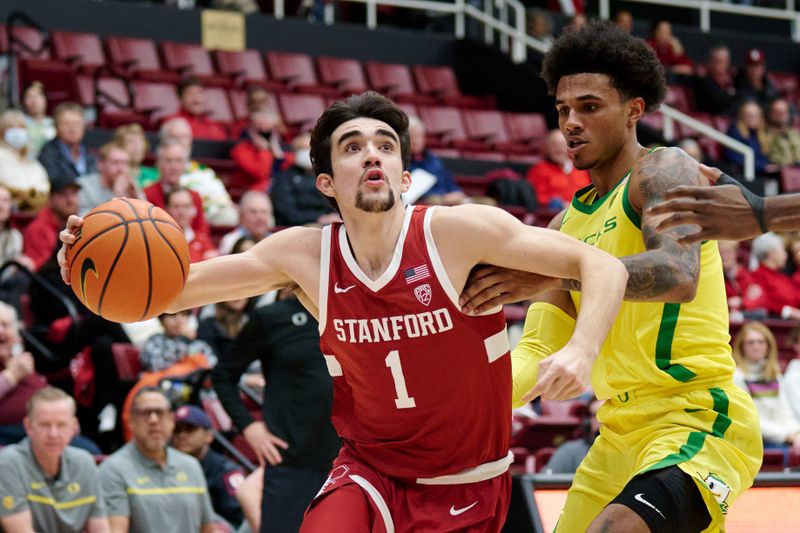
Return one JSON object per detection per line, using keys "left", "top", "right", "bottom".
{"left": 112, "top": 123, "right": 158, "bottom": 188}
{"left": 0, "top": 110, "right": 50, "bottom": 211}
{"left": 732, "top": 321, "right": 800, "bottom": 454}
{"left": 725, "top": 100, "right": 778, "bottom": 176}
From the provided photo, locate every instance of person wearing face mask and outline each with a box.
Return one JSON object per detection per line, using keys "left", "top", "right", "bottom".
{"left": 0, "top": 110, "right": 50, "bottom": 212}
{"left": 525, "top": 129, "right": 591, "bottom": 210}
{"left": 270, "top": 133, "right": 339, "bottom": 227}
{"left": 230, "top": 110, "right": 289, "bottom": 193}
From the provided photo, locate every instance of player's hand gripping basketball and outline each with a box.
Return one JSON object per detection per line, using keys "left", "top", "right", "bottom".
{"left": 57, "top": 214, "right": 84, "bottom": 285}
{"left": 459, "top": 265, "right": 561, "bottom": 315}
{"left": 522, "top": 343, "right": 594, "bottom": 402}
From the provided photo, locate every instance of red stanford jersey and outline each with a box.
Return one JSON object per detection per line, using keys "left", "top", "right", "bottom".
{"left": 319, "top": 205, "right": 512, "bottom": 479}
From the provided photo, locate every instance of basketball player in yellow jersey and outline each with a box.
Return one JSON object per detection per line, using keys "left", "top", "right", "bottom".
{"left": 461, "top": 22, "right": 762, "bottom": 532}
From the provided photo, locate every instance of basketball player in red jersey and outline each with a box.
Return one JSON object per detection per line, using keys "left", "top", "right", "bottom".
{"left": 58, "top": 92, "right": 628, "bottom": 532}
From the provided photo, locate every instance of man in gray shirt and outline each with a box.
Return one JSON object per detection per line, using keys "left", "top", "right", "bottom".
{"left": 99, "top": 387, "right": 220, "bottom": 533}
{"left": 0, "top": 387, "right": 109, "bottom": 533}
{"left": 77, "top": 142, "right": 141, "bottom": 215}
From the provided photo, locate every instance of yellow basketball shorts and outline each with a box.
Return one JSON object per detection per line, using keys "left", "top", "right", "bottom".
{"left": 554, "top": 384, "right": 762, "bottom": 532}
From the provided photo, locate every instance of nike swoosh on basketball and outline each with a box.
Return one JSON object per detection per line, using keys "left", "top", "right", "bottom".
{"left": 634, "top": 493, "right": 665, "bottom": 519}
{"left": 334, "top": 282, "right": 356, "bottom": 294}
{"left": 449, "top": 501, "right": 478, "bottom": 516}
{"left": 80, "top": 258, "right": 97, "bottom": 301}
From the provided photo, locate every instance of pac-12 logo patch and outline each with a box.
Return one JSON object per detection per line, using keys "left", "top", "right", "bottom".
{"left": 414, "top": 284, "right": 432, "bottom": 306}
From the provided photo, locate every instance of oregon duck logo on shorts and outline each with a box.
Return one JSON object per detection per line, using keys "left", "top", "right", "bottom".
{"left": 703, "top": 472, "right": 731, "bottom": 514}
{"left": 2, "top": 496, "right": 13, "bottom": 510}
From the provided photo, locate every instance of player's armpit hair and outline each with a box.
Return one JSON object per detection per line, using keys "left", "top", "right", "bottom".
{"left": 541, "top": 20, "right": 666, "bottom": 112}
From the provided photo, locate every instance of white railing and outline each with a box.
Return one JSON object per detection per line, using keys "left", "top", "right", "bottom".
{"left": 660, "top": 105, "right": 755, "bottom": 180}
{"left": 275, "top": 0, "right": 756, "bottom": 179}
{"left": 599, "top": 0, "right": 800, "bottom": 42}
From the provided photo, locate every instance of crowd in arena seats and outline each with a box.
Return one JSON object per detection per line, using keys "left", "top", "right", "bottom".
{"left": 4, "top": 6, "right": 800, "bottom": 530}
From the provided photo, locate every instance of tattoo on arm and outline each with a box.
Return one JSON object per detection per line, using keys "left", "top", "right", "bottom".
{"left": 563, "top": 148, "right": 701, "bottom": 301}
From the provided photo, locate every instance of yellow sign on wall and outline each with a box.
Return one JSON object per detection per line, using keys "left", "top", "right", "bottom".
{"left": 201, "top": 9, "right": 245, "bottom": 51}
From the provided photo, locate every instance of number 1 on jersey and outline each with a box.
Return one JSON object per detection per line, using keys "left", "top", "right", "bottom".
{"left": 385, "top": 350, "right": 416, "bottom": 409}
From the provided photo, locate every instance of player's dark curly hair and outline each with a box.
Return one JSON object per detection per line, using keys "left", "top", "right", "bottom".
{"left": 541, "top": 21, "right": 666, "bottom": 112}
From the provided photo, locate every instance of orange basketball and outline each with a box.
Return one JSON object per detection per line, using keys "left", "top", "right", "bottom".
{"left": 67, "top": 197, "right": 190, "bottom": 323}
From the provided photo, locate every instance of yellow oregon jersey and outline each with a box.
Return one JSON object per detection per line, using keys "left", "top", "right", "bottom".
{"left": 562, "top": 172, "right": 734, "bottom": 400}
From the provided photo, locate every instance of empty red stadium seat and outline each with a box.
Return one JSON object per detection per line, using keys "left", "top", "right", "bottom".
{"left": 201, "top": 395, "right": 234, "bottom": 432}
{"left": 202, "top": 87, "right": 234, "bottom": 126}
{"left": 50, "top": 30, "right": 106, "bottom": 74}
{"left": 365, "top": 61, "right": 437, "bottom": 105}
{"left": 214, "top": 49, "right": 284, "bottom": 91}
{"left": 504, "top": 112, "right": 548, "bottom": 154}
{"left": 17, "top": 59, "right": 79, "bottom": 112}
{"left": 131, "top": 80, "right": 181, "bottom": 128}
{"left": 397, "top": 102, "right": 419, "bottom": 120}
{"left": 265, "top": 51, "right": 338, "bottom": 96}
{"left": 105, "top": 36, "right": 179, "bottom": 83}
{"left": 316, "top": 56, "right": 369, "bottom": 96}
{"left": 781, "top": 166, "right": 800, "bottom": 193}
{"left": 277, "top": 93, "right": 326, "bottom": 134}
{"left": 111, "top": 343, "right": 142, "bottom": 382}
{"left": 761, "top": 449, "right": 787, "bottom": 472}
{"left": 454, "top": 174, "right": 490, "bottom": 197}
{"left": 417, "top": 105, "right": 483, "bottom": 150}
{"left": 412, "top": 65, "right": 493, "bottom": 109}
{"left": 162, "top": 41, "right": 231, "bottom": 88}
{"left": 2, "top": 24, "right": 49, "bottom": 59}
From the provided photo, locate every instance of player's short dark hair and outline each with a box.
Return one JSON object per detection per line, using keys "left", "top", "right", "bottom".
{"left": 177, "top": 76, "right": 203, "bottom": 98}
{"left": 310, "top": 91, "right": 410, "bottom": 178}
{"left": 541, "top": 21, "right": 666, "bottom": 112}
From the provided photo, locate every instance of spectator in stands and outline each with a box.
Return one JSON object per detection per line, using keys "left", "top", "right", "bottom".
{"left": 732, "top": 321, "right": 800, "bottom": 454}
{"left": 231, "top": 86, "right": 284, "bottom": 140}
{"left": 725, "top": 100, "right": 779, "bottom": 176}
{"left": 0, "top": 185, "right": 34, "bottom": 308}
{"left": 271, "top": 133, "right": 339, "bottom": 226}
{"left": 140, "top": 310, "right": 216, "bottom": 373}
{"left": 218, "top": 191, "right": 273, "bottom": 254}
{"left": 38, "top": 102, "right": 97, "bottom": 183}
{"left": 98, "top": 387, "right": 221, "bottom": 533}
{"left": 0, "top": 109, "right": 50, "bottom": 212}
{"left": 613, "top": 10, "right": 633, "bottom": 34}
{"left": 525, "top": 129, "right": 591, "bottom": 209}
{"left": 735, "top": 49, "right": 778, "bottom": 110}
{"left": 234, "top": 466, "right": 263, "bottom": 532}
{"left": 543, "top": 399, "right": 603, "bottom": 475}
{"left": 0, "top": 302, "right": 47, "bottom": 445}
{"left": 766, "top": 98, "right": 800, "bottom": 167}
{"left": 562, "top": 13, "right": 587, "bottom": 34}
{"left": 22, "top": 173, "right": 80, "bottom": 271}
{"left": 230, "top": 110, "right": 288, "bottom": 192}
{"left": 113, "top": 123, "right": 158, "bottom": 189}
{"left": 693, "top": 44, "right": 738, "bottom": 116}
{"left": 211, "top": 290, "right": 339, "bottom": 533}
{"left": 78, "top": 142, "right": 141, "bottom": 215}
{"left": 646, "top": 19, "right": 693, "bottom": 77}
{"left": 171, "top": 405, "right": 245, "bottom": 528}
{"left": 159, "top": 118, "right": 239, "bottom": 226}
{"left": 746, "top": 232, "right": 800, "bottom": 319}
{"left": 170, "top": 77, "right": 228, "bottom": 141}
{"left": 166, "top": 188, "right": 219, "bottom": 263}
{"left": 783, "top": 327, "right": 800, "bottom": 423}
{"left": 0, "top": 387, "right": 110, "bottom": 533}
{"left": 719, "top": 240, "right": 764, "bottom": 322}
{"left": 20, "top": 82, "right": 55, "bottom": 159}
{"left": 145, "top": 139, "right": 211, "bottom": 239}
{"left": 526, "top": 9, "right": 554, "bottom": 45}
{"left": 407, "top": 117, "right": 467, "bottom": 205}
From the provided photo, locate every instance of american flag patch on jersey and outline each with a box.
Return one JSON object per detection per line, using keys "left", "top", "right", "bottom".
{"left": 404, "top": 264, "right": 430, "bottom": 284}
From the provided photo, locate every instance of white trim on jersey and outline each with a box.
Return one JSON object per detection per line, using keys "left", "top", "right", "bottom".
{"left": 323, "top": 354, "right": 343, "bottom": 377}
{"left": 318, "top": 225, "right": 332, "bottom": 335}
{"left": 422, "top": 206, "right": 502, "bottom": 316}
{"left": 338, "top": 205, "right": 415, "bottom": 293}
{"left": 349, "top": 474, "right": 395, "bottom": 533}
{"left": 484, "top": 329, "right": 510, "bottom": 363}
{"left": 416, "top": 450, "right": 514, "bottom": 485}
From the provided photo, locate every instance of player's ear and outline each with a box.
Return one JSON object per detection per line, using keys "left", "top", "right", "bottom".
{"left": 627, "top": 97, "right": 646, "bottom": 126}
{"left": 316, "top": 173, "right": 335, "bottom": 198}
{"left": 400, "top": 170, "right": 412, "bottom": 193}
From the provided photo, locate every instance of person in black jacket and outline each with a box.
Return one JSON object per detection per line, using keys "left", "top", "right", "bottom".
{"left": 211, "top": 289, "right": 340, "bottom": 533}
{"left": 270, "top": 133, "right": 339, "bottom": 227}
{"left": 37, "top": 102, "right": 96, "bottom": 184}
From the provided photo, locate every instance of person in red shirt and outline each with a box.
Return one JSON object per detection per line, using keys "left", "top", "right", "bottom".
{"left": 229, "top": 110, "right": 289, "bottom": 192}
{"left": 745, "top": 232, "right": 800, "bottom": 319}
{"left": 166, "top": 188, "right": 218, "bottom": 263}
{"left": 719, "top": 240, "right": 764, "bottom": 321}
{"left": 22, "top": 173, "right": 80, "bottom": 270}
{"left": 144, "top": 139, "right": 211, "bottom": 240}
{"left": 167, "top": 77, "right": 228, "bottom": 141}
{"left": 526, "top": 129, "right": 590, "bottom": 209}
{"left": 646, "top": 20, "right": 693, "bottom": 77}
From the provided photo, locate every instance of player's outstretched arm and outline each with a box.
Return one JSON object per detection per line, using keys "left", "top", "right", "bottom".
{"left": 437, "top": 205, "right": 627, "bottom": 399}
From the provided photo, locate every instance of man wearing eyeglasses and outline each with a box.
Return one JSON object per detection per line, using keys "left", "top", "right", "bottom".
{"left": 98, "top": 387, "right": 221, "bottom": 533}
